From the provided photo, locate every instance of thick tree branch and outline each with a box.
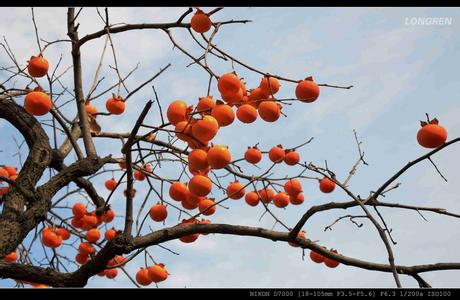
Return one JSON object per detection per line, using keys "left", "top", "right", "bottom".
{"left": 121, "top": 101, "right": 153, "bottom": 235}
{"left": 0, "top": 97, "right": 52, "bottom": 257}
{"left": 50, "top": 154, "right": 106, "bottom": 210}
{"left": 67, "top": 8, "right": 97, "bottom": 157}
{"left": 2, "top": 224, "right": 459, "bottom": 287}
{"left": 41, "top": 156, "right": 111, "bottom": 197}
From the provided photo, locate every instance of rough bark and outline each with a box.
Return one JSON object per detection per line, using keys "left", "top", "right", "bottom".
{"left": 0, "top": 97, "right": 52, "bottom": 257}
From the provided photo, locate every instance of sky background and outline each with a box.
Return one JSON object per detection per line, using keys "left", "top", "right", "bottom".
{"left": 1, "top": 7, "right": 460, "bottom": 288}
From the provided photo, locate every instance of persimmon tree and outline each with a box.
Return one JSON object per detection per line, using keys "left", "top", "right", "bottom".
{"left": 0, "top": 7, "right": 458, "bottom": 288}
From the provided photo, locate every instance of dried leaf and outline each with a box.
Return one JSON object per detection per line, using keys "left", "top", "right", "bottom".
{"left": 88, "top": 115, "right": 101, "bottom": 135}
{"left": 146, "top": 132, "right": 156, "bottom": 142}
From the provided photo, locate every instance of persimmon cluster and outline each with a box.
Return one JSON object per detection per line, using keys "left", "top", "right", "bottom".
{"left": 41, "top": 226, "right": 70, "bottom": 248}
{"left": 309, "top": 248, "right": 341, "bottom": 268}
{"left": 95, "top": 255, "right": 127, "bottom": 279}
{"left": 157, "top": 72, "right": 321, "bottom": 219}
{"left": 285, "top": 230, "right": 341, "bottom": 269}
{"left": 64, "top": 203, "right": 125, "bottom": 279}
{"left": 177, "top": 218, "right": 211, "bottom": 244}
{"left": 0, "top": 165, "right": 18, "bottom": 196}
{"left": 135, "top": 263, "right": 169, "bottom": 286}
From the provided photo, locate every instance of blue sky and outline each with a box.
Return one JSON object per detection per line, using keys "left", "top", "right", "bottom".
{"left": 1, "top": 7, "right": 460, "bottom": 288}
